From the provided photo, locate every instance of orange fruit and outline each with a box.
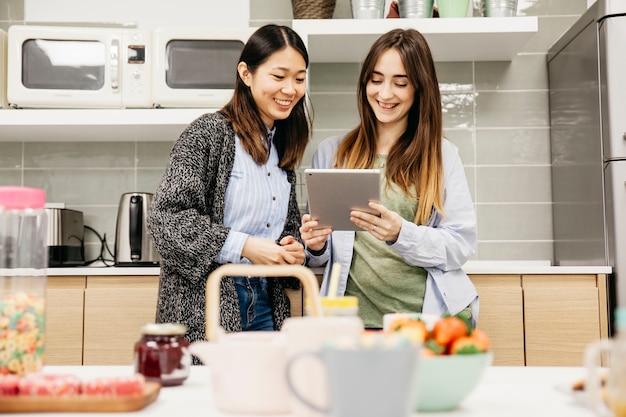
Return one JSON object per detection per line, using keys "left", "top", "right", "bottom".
{"left": 431, "top": 316, "right": 469, "bottom": 347}
{"left": 471, "top": 328, "right": 491, "bottom": 351}
{"left": 387, "top": 317, "right": 428, "bottom": 344}
{"left": 450, "top": 336, "right": 483, "bottom": 354}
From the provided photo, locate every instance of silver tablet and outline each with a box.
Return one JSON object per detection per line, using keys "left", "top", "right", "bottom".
{"left": 305, "top": 168, "right": 381, "bottom": 231}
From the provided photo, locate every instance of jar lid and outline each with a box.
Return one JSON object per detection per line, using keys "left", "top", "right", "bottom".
{"left": 306, "top": 296, "right": 359, "bottom": 308}
{"left": 0, "top": 186, "right": 46, "bottom": 210}
{"left": 140, "top": 323, "right": 188, "bottom": 336}
{"left": 321, "top": 296, "right": 358, "bottom": 308}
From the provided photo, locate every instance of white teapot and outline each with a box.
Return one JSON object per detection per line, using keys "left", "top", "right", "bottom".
{"left": 189, "top": 264, "right": 322, "bottom": 415}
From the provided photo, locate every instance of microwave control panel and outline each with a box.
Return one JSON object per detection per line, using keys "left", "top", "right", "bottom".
{"left": 121, "top": 30, "right": 152, "bottom": 108}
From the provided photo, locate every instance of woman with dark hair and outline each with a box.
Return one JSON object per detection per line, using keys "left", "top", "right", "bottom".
{"left": 148, "top": 24, "right": 312, "bottom": 349}
{"left": 302, "top": 28, "right": 478, "bottom": 329}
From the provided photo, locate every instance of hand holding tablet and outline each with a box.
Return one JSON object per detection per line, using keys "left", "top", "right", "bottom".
{"left": 305, "top": 169, "right": 381, "bottom": 231}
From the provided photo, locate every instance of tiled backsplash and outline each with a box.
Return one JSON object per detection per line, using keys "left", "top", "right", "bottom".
{"left": 0, "top": 0, "right": 588, "bottom": 262}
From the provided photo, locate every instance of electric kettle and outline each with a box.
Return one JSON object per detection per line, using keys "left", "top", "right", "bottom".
{"left": 114, "top": 192, "right": 160, "bottom": 266}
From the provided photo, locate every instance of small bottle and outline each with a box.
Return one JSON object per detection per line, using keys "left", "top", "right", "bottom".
{"left": 134, "top": 323, "right": 191, "bottom": 386}
{"left": 0, "top": 186, "right": 48, "bottom": 376}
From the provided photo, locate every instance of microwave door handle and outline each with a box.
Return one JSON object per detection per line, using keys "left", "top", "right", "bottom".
{"left": 110, "top": 40, "right": 119, "bottom": 92}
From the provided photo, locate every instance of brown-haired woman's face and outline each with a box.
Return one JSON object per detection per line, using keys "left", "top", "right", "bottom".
{"left": 238, "top": 46, "right": 307, "bottom": 129}
{"left": 366, "top": 48, "right": 415, "bottom": 130}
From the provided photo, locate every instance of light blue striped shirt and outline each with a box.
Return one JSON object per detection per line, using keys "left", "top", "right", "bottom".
{"left": 216, "top": 129, "right": 291, "bottom": 264}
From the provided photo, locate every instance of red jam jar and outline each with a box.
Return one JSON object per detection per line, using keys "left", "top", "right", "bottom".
{"left": 134, "top": 323, "right": 191, "bottom": 386}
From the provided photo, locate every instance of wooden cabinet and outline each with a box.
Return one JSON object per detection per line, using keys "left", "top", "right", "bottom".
{"left": 470, "top": 275, "right": 525, "bottom": 366}
{"left": 286, "top": 287, "right": 303, "bottom": 317}
{"left": 45, "top": 276, "right": 86, "bottom": 366}
{"left": 469, "top": 273, "right": 609, "bottom": 366}
{"left": 83, "top": 276, "right": 159, "bottom": 365}
{"left": 79, "top": 277, "right": 302, "bottom": 365}
{"left": 43, "top": 270, "right": 610, "bottom": 366}
{"left": 523, "top": 274, "right": 609, "bottom": 366}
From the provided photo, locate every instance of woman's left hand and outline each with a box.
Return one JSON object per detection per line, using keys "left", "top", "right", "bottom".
{"left": 350, "top": 201, "right": 402, "bottom": 243}
{"left": 278, "top": 235, "right": 306, "bottom": 265}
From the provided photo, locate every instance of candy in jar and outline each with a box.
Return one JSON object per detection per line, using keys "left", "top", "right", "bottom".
{"left": 0, "top": 186, "right": 48, "bottom": 376}
{"left": 133, "top": 323, "right": 191, "bottom": 386}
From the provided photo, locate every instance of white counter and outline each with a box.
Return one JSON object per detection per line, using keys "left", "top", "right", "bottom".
{"left": 11, "top": 365, "right": 596, "bottom": 417}
{"left": 46, "top": 261, "right": 612, "bottom": 276}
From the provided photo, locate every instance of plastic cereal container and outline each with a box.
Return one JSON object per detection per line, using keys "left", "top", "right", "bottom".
{"left": 0, "top": 186, "right": 48, "bottom": 376}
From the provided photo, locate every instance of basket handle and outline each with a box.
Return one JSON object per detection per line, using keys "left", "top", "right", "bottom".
{"left": 205, "top": 264, "right": 322, "bottom": 341}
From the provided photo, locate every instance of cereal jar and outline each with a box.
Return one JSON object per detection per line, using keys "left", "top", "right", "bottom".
{"left": 0, "top": 186, "right": 48, "bottom": 376}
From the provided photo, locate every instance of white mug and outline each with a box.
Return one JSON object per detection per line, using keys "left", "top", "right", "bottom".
{"left": 286, "top": 342, "right": 420, "bottom": 417}
{"left": 281, "top": 316, "right": 363, "bottom": 417}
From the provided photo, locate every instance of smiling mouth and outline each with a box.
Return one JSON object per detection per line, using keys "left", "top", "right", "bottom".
{"left": 275, "top": 98, "right": 292, "bottom": 106}
{"left": 378, "top": 101, "right": 397, "bottom": 109}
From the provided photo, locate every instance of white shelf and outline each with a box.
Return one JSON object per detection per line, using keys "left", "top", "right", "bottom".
{"left": 0, "top": 108, "right": 213, "bottom": 141}
{"left": 292, "top": 17, "right": 538, "bottom": 62}
{"left": 0, "top": 17, "right": 538, "bottom": 142}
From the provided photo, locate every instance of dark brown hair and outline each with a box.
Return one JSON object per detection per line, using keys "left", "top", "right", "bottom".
{"left": 221, "top": 24, "right": 312, "bottom": 170}
{"left": 335, "top": 28, "right": 443, "bottom": 224}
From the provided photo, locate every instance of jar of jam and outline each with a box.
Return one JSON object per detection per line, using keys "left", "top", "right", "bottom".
{"left": 134, "top": 323, "right": 191, "bottom": 386}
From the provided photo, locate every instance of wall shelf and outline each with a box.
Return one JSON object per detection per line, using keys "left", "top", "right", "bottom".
{"left": 292, "top": 17, "right": 538, "bottom": 63}
{"left": 0, "top": 108, "right": 213, "bottom": 141}
{"left": 0, "top": 17, "right": 538, "bottom": 142}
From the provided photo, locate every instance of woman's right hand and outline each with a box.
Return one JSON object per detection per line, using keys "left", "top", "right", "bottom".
{"left": 300, "top": 214, "right": 332, "bottom": 253}
{"left": 241, "top": 237, "right": 299, "bottom": 265}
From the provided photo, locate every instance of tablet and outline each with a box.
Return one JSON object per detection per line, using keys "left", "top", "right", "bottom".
{"left": 305, "top": 168, "right": 381, "bottom": 231}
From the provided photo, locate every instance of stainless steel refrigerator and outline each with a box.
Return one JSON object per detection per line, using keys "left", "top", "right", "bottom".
{"left": 548, "top": 0, "right": 626, "bottom": 318}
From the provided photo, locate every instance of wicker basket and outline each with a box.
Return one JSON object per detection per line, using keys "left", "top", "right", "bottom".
{"left": 292, "top": 0, "right": 337, "bottom": 19}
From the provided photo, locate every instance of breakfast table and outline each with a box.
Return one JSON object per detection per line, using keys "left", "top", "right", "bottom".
{"left": 4, "top": 365, "right": 598, "bottom": 416}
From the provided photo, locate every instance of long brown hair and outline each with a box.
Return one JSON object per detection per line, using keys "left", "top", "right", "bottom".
{"left": 335, "top": 28, "right": 443, "bottom": 225}
{"left": 221, "top": 24, "right": 312, "bottom": 170}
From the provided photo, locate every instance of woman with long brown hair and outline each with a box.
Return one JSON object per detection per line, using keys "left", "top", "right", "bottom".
{"left": 302, "top": 28, "right": 477, "bottom": 329}
{"left": 149, "top": 25, "right": 312, "bottom": 353}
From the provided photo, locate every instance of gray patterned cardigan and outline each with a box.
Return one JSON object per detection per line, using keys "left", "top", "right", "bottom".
{"left": 147, "top": 111, "right": 301, "bottom": 349}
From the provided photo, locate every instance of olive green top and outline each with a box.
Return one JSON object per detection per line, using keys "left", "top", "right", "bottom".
{"left": 345, "top": 155, "right": 427, "bottom": 328}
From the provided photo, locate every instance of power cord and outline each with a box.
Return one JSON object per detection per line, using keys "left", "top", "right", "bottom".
{"left": 83, "top": 225, "right": 115, "bottom": 267}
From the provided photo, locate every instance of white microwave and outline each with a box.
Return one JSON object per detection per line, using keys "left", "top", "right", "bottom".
{"left": 0, "top": 29, "right": 7, "bottom": 109}
{"left": 151, "top": 28, "right": 255, "bottom": 108}
{"left": 7, "top": 25, "right": 152, "bottom": 108}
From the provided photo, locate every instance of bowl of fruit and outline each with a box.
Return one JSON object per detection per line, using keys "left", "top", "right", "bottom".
{"left": 385, "top": 313, "right": 492, "bottom": 412}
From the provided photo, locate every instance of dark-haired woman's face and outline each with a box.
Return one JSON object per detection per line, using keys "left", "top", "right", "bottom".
{"left": 366, "top": 48, "right": 415, "bottom": 130}
{"left": 239, "top": 46, "right": 307, "bottom": 129}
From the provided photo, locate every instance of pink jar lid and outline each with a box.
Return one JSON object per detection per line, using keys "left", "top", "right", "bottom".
{"left": 0, "top": 186, "right": 46, "bottom": 209}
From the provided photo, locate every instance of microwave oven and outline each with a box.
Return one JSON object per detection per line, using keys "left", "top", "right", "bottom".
{"left": 7, "top": 25, "right": 152, "bottom": 108}
{"left": 151, "top": 28, "right": 255, "bottom": 108}
{"left": 0, "top": 29, "right": 7, "bottom": 108}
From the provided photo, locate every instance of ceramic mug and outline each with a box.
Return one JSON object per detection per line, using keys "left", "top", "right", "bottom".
{"left": 286, "top": 343, "right": 420, "bottom": 417}
{"left": 281, "top": 316, "right": 364, "bottom": 417}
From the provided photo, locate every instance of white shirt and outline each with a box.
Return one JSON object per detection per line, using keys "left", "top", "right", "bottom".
{"left": 216, "top": 130, "right": 291, "bottom": 264}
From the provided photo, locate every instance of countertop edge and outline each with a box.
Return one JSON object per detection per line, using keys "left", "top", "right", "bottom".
{"left": 45, "top": 263, "right": 613, "bottom": 276}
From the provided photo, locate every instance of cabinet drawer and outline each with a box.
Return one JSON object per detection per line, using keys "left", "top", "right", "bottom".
{"left": 470, "top": 275, "right": 524, "bottom": 366}
{"left": 523, "top": 275, "right": 602, "bottom": 366}
{"left": 45, "top": 288, "right": 84, "bottom": 365}
{"left": 83, "top": 287, "right": 158, "bottom": 365}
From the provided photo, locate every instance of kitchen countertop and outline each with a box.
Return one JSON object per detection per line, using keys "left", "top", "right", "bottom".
{"left": 10, "top": 365, "right": 596, "bottom": 416}
{"left": 46, "top": 261, "right": 612, "bottom": 276}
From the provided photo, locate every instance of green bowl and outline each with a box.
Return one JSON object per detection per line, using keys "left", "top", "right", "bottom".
{"left": 415, "top": 351, "right": 493, "bottom": 412}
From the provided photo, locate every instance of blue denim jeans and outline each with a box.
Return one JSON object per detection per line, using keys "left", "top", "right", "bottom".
{"left": 233, "top": 276, "right": 275, "bottom": 331}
